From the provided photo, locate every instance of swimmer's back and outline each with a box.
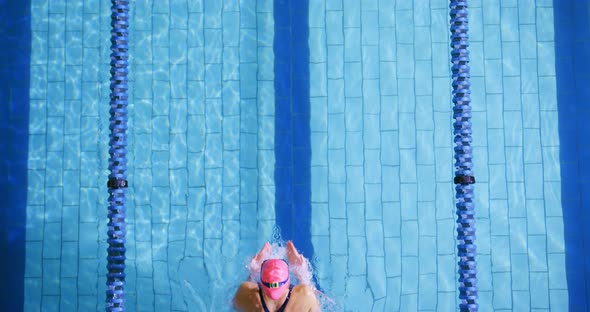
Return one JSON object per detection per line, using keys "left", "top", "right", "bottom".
{"left": 233, "top": 281, "right": 319, "bottom": 312}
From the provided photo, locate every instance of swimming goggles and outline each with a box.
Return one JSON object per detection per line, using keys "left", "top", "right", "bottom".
{"left": 261, "top": 276, "right": 290, "bottom": 289}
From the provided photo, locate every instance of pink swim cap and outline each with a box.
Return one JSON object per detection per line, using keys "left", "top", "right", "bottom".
{"left": 260, "top": 259, "right": 290, "bottom": 300}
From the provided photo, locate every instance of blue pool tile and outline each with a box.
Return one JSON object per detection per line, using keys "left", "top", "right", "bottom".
{"left": 381, "top": 97, "right": 398, "bottom": 131}
{"left": 429, "top": 8, "right": 448, "bottom": 41}
{"left": 310, "top": 29, "right": 327, "bottom": 63}
{"left": 418, "top": 274, "right": 437, "bottom": 310}
{"left": 484, "top": 59, "right": 503, "bottom": 93}
{"left": 330, "top": 219, "right": 348, "bottom": 255}
{"left": 347, "top": 203, "right": 365, "bottom": 236}
{"left": 137, "top": 277, "right": 154, "bottom": 309}
{"left": 326, "top": 0, "right": 342, "bottom": 10}
{"left": 541, "top": 146, "right": 560, "bottom": 181}
{"left": 401, "top": 221, "right": 418, "bottom": 256}
{"left": 417, "top": 201, "right": 435, "bottom": 236}
{"left": 483, "top": 25, "right": 501, "bottom": 60}
{"left": 548, "top": 289, "right": 569, "bottom": 311}
{"left": 345, "top": 276, "right": 374, "bottom": 310}
{"left": 537, "top": 42, "right": 556, "bottom": 77}
{"left": 364, "top": 115, "right": 380, "bottom": 148}
{"left": 547, "top": 254, "right": 567, "bottom": 289}
{"left": 61, "top": 203, "right": 79, "bottom": 239}
{"left": 503, "top": 45, "right": 521, "bottom": 77}
{"left": 436, "top": 219, "right": 455, "bottom": 253}
{"left": 366, "top": 220, "right": 384, "bottom": 256}
{"left": 519, "top": 25, "right": 537, "bottom": 59}
{"left": 492, "top": 272, "right": 512, "bottom": 309}
{"left": 380, "top": 74, "right": 397, "bottom": 98}
{"left": 343, "top": 0, "right": 360, "bottom": 27}
{"left": 344, "top": 28, "right": 362, "bottom": 62}
{"left": 400, "top": 150, "right": 417, "bottom": 182}
{"left": 545, "top": 217, "right": 564, "bottom": 251}
{"left": 348, "top": 237, "right": 366, "bottom": 275}
{"left": 538, "top": 77, "right": 556, "bottom": 111}
{"left": 153, "top": 0, "right": 170, "bottom": 14}
{"left": 309, "top": 1, "right": 325, "bottom": 27}
{"left": 491, "top": 235, "right": 511, "bottom": 272}
{"left": 60, "top": 278, "right": 77, "bottom": 310}
{"left": 385, "top": 278, "right": 401, "bottom": 310}
{"left": 328, "top": 115, "right": 345, "bottom": 149}
{"left": 528, "top": 235, "right": 548, "bottom": 271}
{"left": 414, "top": 28, "right": 431, "bottom": 61}
{"left": 525, "top": 164, "right": 544, "bottom": 199}
{"left": 401, "top": 259, "right": 418, "bottom": 292}
{"left": 398, "top": 114, "right": 415, "bottom": 148}
{"left": 346, "top": 166, "right": 364, "bottom": 202}
{"left": 383, "top": 202, "right": 400, "bottom": 237}
{"left": 395, "top": 11, "right": 413, "bottom": 44}
{"left": 400, "top": 294, "right": 418, "bottom": 311}
{"left": 329, "top": 183, "right": 346, "bottom": 218}
{"left": 42, "top": 222, "right": 61, "bottom": 261}
{"left": 330, "top": 255, "right": 347, "bottom": 295}
{"left": 418, "top": 237, "right": 436, "bottom": 274}
{"left": 327, "top": 48, "right": 343, "bottom": 79}
{"left": 437, "top": 255, "right": 456, "bottom": 292}
{"left": 379, "top": 28, "right": 395, "bottom": 62}
{"left": 361, "top": 12, "right": 379, "bottom": 45}
{"left": 311, "top": 205, "right": 329, "bottom": 236}
{"left": 326, "top": 12, "right": 344, "bottom": 45}
{"left": 414, "top": 0, "right": 430, "bottom": 26}
{"left": 511, "top": 254, "right": 530, "bottom": 290}
{"left": 521, "top": 95, "right": 540, "bottom": 131}
{"left": 478, "top": 255, "right": 492, "bottom": 290}
{"left": 513, "top": 291, "right": 531, "bottom": 311}
{"left": 530, "top": 273, "right": 550, "bottom": 309}
{"left": 482, "top": 0, "right": 500, "bottom": 24}
{"left": 438, "top": 292, "right": 457, "bottom": 312}
{"left": 490, "top": 199, "right": 509, "bottom": 235}
{"left": 362, "top": 48, "right": 380, "bottom": 80}
{"left": 432, "top": 78, "right": 450, "bottom": 112}
{"left": 25, "top": 242, "right": 42, "bottom": 278}
{"left": 501, "top": 8, "right": 519, "bottom": 42}
{"left": 384, "top": 237, "right": 401, "bottom": 276}
{"left": 397, "top": 47, "right": 414, "bottom": 81}
{"left": 367, "top": 256, "right": 386, "bottom": 298}
{"left": 505, "top": 147, "right": 523, "bottom": 182}
{"left": 536, "top": 8, "right": 555, "bottom": 42}
{"left": 508, "top": 182, "right": 526, "bottom": 218}
{"left": 258, "top": 48, "right": 274, "bottom": 80}
{"left": 364, "top": 150, "right": 381, "bottom": 184}
{"left": 416, "top": 131, "right": 434, "bottom": 164}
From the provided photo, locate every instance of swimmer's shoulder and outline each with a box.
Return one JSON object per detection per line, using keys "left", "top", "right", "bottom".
{"left": 233, "top": 281, "right": 262, "bottom": 312}
{"left": 286, "top": 284, "right": 320, "bottom": 312}
{"left": 292, "top": 284, "right": 315, "bottom": 297}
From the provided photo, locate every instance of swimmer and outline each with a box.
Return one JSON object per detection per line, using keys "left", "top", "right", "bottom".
{"left": 233, "top": 241, "right": 320, "bottom": 312}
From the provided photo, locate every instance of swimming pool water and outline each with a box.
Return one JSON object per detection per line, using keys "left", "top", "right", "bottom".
{"left": 1, "top": 0, "right": 587, "bottom": 311}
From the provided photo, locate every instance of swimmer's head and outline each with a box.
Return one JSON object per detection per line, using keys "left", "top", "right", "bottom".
{"left": 260, "top": 259, "right": 290, "bottom": 300}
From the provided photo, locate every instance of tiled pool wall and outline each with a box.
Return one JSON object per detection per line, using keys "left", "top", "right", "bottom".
{"left": 25, "top": 0, "right": 277, "bottom": 310}
{"left": 309, "top": 0, "right": 563, "bottom": 311}
{"left": 23, "top": 0, "right": 567, "bottom": 311}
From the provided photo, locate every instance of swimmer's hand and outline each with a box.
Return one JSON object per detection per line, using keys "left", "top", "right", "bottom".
{"left": 248, "top": 242, "right": 271, "bottom": 280}
{"left": 286, "top": 240, "right": 305, "bottom": 267}
{"left": 287, "top": 241, "right": 313, "bottom": 285}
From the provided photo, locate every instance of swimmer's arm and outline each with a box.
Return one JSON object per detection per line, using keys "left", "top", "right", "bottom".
{"left": 292, "top": 285, "right": 321, "bottom": 312}
{"left": 233, "top": 282, "right": 258, "bottom": 312}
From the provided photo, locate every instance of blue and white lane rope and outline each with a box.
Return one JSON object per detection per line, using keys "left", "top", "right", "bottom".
{"left": 450, "top": 1, "right": 478, "bottom": 311}
{"left": 106, "top": 1, "right": 129, "bottom": 311}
